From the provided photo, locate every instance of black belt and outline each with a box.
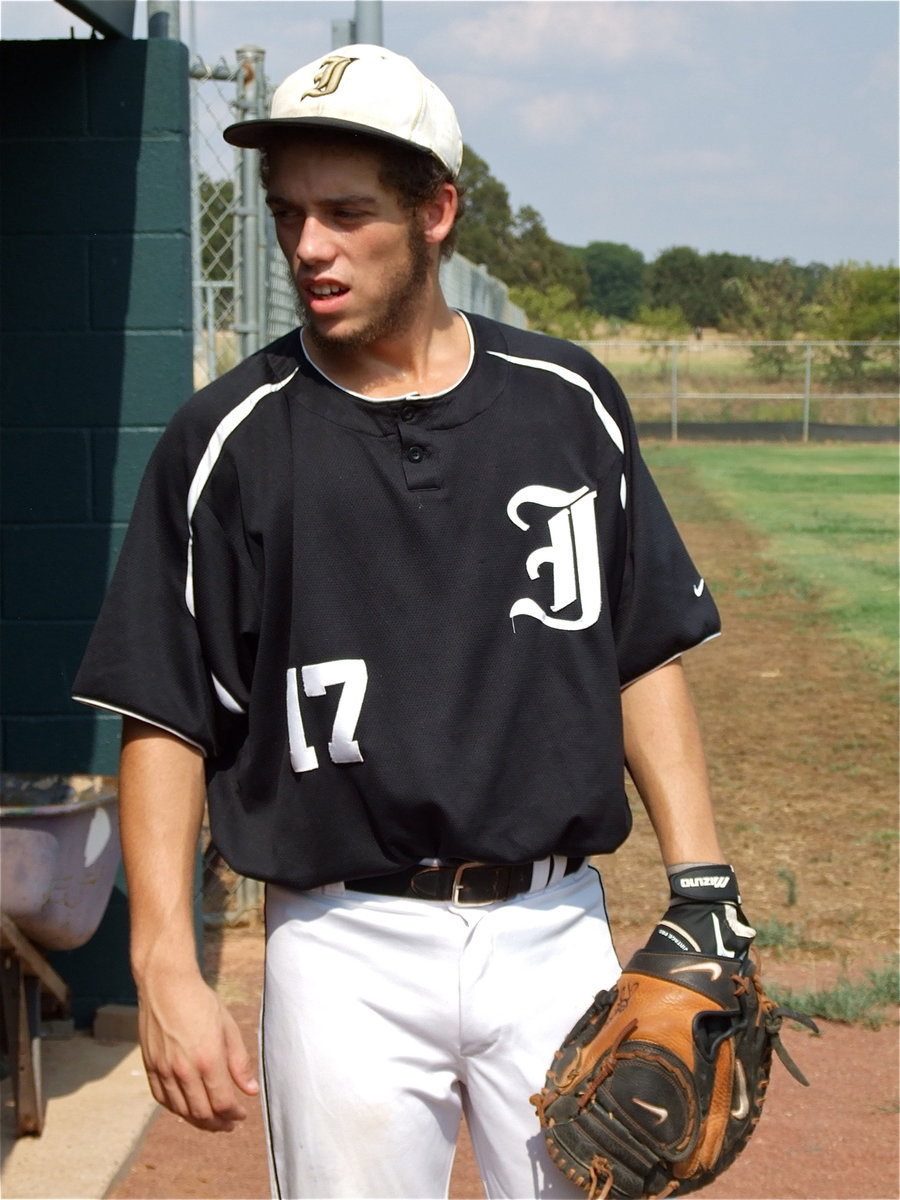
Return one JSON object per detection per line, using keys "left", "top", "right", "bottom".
{"left": 345, "top": 857, "right": 585, "bottom": 906}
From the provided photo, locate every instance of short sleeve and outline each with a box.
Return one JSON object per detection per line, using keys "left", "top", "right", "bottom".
{"left": 612, "top": 405, "right": 721, "bottom": 686}
{"left": 72, "top": 421, "right": 250, "bottom": 757}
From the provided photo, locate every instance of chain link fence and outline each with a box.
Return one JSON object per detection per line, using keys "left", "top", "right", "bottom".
{"left": 579, "top": 339, "right": 899, "bottom": 441}
{"left": 189, "top": 52, "right": 241, "bottom": 388}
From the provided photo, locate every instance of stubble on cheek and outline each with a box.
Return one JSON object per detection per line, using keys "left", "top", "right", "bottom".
{"left": 294, "top": 225, "right": 431, "bottom": 353}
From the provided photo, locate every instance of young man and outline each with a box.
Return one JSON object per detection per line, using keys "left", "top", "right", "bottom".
{"left": 74, "top": 45, "right": 752, "bottom": 1199}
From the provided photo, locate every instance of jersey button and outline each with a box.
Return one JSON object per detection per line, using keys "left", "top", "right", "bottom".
{"left": 400, "top": 405, "right": 417, "bottom": 422}
{"left": 406, "top": 445, "right": 425, "bottom": 463}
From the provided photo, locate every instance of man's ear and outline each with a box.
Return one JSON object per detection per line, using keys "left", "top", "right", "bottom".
{"left": 420, "top": 182, "right": 459, "bottom": 249}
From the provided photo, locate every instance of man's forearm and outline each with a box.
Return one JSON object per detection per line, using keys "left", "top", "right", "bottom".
{"left": 118, "top": 717, "right": 258, "bottom": 1130}
{"left": 119, "top": 716, "right": 207, "bottom": 980}
{"left": 620, "top": 658, "right": 725, "bottom": 867}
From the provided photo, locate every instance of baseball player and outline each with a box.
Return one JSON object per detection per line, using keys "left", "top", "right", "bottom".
{"left": 73, "top": 45, "right": 753, "bottom": 1200}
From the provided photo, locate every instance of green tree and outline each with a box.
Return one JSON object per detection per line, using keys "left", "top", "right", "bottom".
{"left": 723, "top": 259, "right": 808, "bottom": 377}
{"left": 454, "top": 147, "right": 589, "bottom": 307}
{"left": 576, "top": 241, "right": 646, "bottom": 319}
{"left": 509, "top": 283, "right": 597, "bottom": 340}
{"left": 810, "top": 262, "right": 900, "bottom": 340}
{"left": 505, "top": 206, "right": 590, "bottom": 305}
{"left": 644, "top": 246, "right": 710, "bottom": 326}
{"left": 635, "top": 304, "right": 691, "bottom": 338}
{"left": 633, "top": 304, "right": 691, "bottom": 373}
{"left": 807, "top": 262, "right": 900, "bottom": 383}
{"left": 645, "top": 246, "right": 763, "bottom": 328}
{"left": 455, "top": 145, "right": 516, "bottom": 276}
{"left": 703, "top": 251, "right": 758, "bottom": 327}
{"left": 792, "top": 260, "right": 832, "bottom": 305}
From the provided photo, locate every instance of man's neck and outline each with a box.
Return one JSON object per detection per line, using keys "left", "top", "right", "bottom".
{"left": 302, "top": 293, "right": 471, "bottom": 399}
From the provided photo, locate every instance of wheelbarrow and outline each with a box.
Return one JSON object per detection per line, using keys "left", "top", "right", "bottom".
{"left": 1, "top": 774, "right": 121, "bottom": 1135}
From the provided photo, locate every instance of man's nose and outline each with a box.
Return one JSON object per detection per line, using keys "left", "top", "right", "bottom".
{"left": 296, "top": 216, "right": 334, "bottom": 267}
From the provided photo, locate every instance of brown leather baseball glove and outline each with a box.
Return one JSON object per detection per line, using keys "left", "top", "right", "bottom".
{"left": 532, "top": 948, "right": 817, "bottom": 1199}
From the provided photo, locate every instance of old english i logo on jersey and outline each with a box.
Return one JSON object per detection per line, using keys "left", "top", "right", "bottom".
{"left": 301, "top": 55, "right": 358, "bottom": 100}
{"left": 507, "top": 485, "right": 602, "bottom": 630}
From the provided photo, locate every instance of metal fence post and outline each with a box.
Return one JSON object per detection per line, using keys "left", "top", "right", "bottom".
{"left": 234, "top": 46, "right": 266, "bottom": 361}
{"left": 189, "top": 48, "right": 240, "bottom": 387}
{"left": 802, "top": 342, "right": 812, "bottom": 443}
{"left": 204, "top": 283, "right": 216, "bottom": 383}
{"left": 187, "top": 4, "right": 202, "bottom": 379}
{"left": 148, "top": 0, "right": 180, "bottom": 39}
{"left": 354, "top": 0, "right": 384, "bottom": 43}
{"left": 254, "top": 57, "right": 270, "bottom": 357}
{"left": 670, "top": 343, "right": 679, "bottom": 442}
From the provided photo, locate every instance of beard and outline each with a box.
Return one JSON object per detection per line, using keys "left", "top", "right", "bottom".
{"left": 293, "top": 222, "right": 432, "bottom": 353}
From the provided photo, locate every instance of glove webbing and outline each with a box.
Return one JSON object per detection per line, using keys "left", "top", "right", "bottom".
{"left": 578, "top": 1019, "right": 637, "bottom": 1111}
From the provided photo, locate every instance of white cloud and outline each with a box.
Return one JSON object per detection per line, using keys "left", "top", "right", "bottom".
{"left": 418, "top": 1, "right": 694, "bottom": 68}
{"left": 514, "top": 89, "right": 613, "bottom": 143}
{"left": 635, "top": 145, "right": 753, "bottom": 179}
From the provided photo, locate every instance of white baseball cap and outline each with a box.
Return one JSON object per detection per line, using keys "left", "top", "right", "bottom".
{"left": 223, "top": 44, "right": 463, "bottom": 177}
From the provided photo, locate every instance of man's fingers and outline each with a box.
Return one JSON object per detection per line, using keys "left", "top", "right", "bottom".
{"left": 151, "top": 1066, "right": 246, "bottom": 1132}
{"left": 145, "top": 1041, "right": 250, "bottom": 1131}
{"left": 198, "top": 1052, "right": 250, "bottom": 1126}
{"left": 224, "top": 1013, "right": 260, "bottom": 1096}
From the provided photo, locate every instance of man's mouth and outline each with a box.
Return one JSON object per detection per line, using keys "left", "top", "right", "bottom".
{"left": 308, "top": 283, "right": 348, "bottom": 298}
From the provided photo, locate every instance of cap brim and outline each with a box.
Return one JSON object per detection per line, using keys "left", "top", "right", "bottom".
{"left": 223, "top": 116, "right": 448, "bottom": 167}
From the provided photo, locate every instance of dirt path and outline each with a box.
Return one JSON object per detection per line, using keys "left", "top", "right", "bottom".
{"left": 111, "top": 451, "right": 898, "bottom": 1200}
{"left": 601, "top": 450, "right": 898, "bottom": 970}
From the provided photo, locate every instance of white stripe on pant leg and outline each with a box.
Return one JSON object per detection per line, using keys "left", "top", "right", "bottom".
{"left": 458, "top": 865, "right": 620, "bottom": 1199}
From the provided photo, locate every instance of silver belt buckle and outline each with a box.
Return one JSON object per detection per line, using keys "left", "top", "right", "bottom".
{"left": 451, "top": 861, "right": 496, "bottom": 906}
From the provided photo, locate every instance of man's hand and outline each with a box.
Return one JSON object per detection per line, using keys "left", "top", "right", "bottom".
{"left": 137, "top": 964, "right": 259, "bottom": 1132}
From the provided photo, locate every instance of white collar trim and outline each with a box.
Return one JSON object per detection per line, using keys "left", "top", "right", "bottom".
{"left": 298, "top": 312, "right": 475, "bottom": 403}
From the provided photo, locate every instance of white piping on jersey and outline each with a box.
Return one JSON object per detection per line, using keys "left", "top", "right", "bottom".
{"left": 185, "top": 368, "right": 298, "bottom": 615}
{"left": 486, "top": 351, "right": 625, "bottom": 455}
{"left": 70, "top": 696, "right": 207, "bottom": 755}
{"left": 487, "top": 350, "right": 628, "bottom": 510}
{"left": 619, "top": 630, "right": 722, "bottom": 692}
{"left": 299, "top": 312, "right": 476, "bottom": 401}
{"left": 211, "top": 672, "right": 245, "bottom": 714}
{"left": 184, "top": 368, "right": 298, "bottom": 715}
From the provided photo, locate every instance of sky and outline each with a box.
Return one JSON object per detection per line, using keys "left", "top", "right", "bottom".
{"left": 2, "top": 0, "right": 897, "bottom": 267}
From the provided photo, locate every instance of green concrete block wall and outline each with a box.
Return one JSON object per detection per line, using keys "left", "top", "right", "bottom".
{"left": 1, "top": 36, "right": 196, "bottom": 1024}
{"left": 0, "top": 37, "right": 193, "bottom": 776}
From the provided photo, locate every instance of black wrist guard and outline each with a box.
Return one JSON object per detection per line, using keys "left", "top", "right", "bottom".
{"left": 644, "top": 863, "right": 756, "bottom": 958}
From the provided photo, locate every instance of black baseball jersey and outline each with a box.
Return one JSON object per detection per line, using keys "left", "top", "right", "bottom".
{"left": 73, "top": 313, "right": 720, "bottom": 889}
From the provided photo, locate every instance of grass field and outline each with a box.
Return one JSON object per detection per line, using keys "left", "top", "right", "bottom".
{"left": 642, "top": 442, "right": 899, "bottom": 675}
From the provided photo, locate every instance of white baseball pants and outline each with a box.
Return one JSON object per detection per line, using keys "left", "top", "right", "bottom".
{"left": 261, "top": 863, "right": 621, "bottom": 1199}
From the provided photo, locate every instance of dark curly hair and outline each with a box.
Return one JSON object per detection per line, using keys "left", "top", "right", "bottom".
{"left": 258, "top": 128, "right": 467, "bottom": 260}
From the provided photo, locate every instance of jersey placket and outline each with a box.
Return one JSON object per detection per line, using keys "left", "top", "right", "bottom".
{"left": 397, "top": 402, "right": 443, "bottom": 491}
